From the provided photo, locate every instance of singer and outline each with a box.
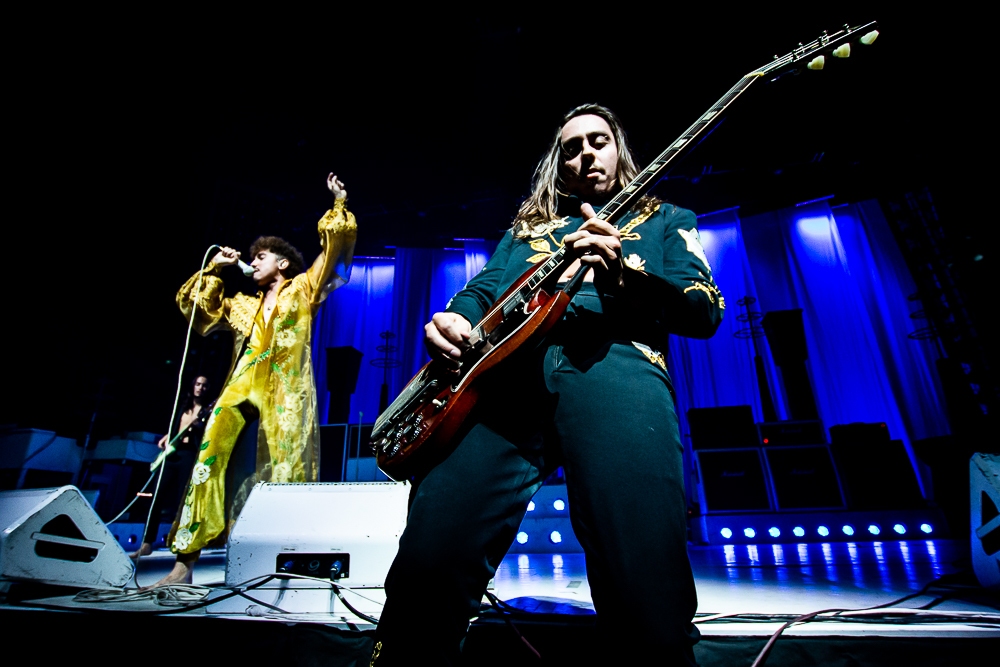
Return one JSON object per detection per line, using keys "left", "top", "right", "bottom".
{"left": 154, "top": 173, "right": 356, "bottom": 585}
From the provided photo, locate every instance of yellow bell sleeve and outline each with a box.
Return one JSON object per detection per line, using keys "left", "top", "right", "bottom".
{"left": 303, "top": 198, "right": 358, "bottom": 310}
{"left": 176, "top": 262, "right": 232, "bottom": 335}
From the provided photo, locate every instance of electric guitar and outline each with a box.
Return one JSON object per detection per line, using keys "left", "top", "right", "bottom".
{"left": 372, "top": 21, "right": 879, "bottom": 481}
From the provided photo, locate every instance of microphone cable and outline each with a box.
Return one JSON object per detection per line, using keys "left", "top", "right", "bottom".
{"left": 129, "top": 245, "right": 241, "bottom": 555}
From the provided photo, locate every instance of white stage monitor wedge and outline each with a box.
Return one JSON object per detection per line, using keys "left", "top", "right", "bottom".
{"left": 971, "top": 453, "right": 1000, "bottom": 590}
{"left": 226, "top": 481, "right": 409, "bottom": 587}
{"left": 0, "top": 485, "right": 133, "bottom": 589}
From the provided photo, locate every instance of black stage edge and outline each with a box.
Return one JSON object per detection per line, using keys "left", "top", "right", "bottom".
{"left": 1, "top": 605, "right": 993, "bottom": 666}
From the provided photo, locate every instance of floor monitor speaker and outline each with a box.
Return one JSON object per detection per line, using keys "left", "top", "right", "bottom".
{"left": 971, "top": 453, "right": 1000, "bottom": 590}
{"left": 0, "top": 485, "right": 133, "bottom": 588}
{"left": 208, "top": 481, "right": 409, "bottom": 615}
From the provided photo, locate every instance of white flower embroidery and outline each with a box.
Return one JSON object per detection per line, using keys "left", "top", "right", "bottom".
{"left": 677, "top": 227, "right": 712, "bottom": 272}
{"left": 273, "top": 461, "right": 292, "bottom": 483}
{"left": 180, "top": 504, "right": 192, "bottom": 526}
{"left": 278, "top": 409, "right": 298, "bottom": 432}
{"left": 624, "top": 253, "right": 646, "bottom": 271}
{"left": 276, "top": 328, "right": 297, "bottom": 349}
{"left": 191, "top": 462, "right": 211, "bottom": 485}
{"left": 173, "top": 528, "right": 193, "bottom": 551}
{"left": 284, "top": 393, "right": 303, "bottom": 414}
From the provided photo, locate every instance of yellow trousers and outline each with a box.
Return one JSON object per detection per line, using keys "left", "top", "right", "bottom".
{"left": 169, "top": 365, "right": 265, "bottom": 554}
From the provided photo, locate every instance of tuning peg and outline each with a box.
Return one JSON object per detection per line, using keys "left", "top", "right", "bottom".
{"left": 807, "top": 55, "right": 825, "bottom": 70}
{"left": 860, "top": 30, "right": 879, "bottom": 45}
{"left": 832, "top": 44, "right": 851, "bottom": 58}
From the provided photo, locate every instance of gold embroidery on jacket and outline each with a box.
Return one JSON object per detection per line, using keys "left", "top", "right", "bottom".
{"left": 515, "top": 217, "right": 571, "bottom": 239}
{"left": 228, "top": 293, "right": 260, "bottom": 336}
{"left": 632, "top": 342, "right": 666, "bottom": 370}
{"left": 619, "top": 204, "right": 660, "bottom": 241}
{"left": 684, "top": 281, "right": 726, "bottom": 309}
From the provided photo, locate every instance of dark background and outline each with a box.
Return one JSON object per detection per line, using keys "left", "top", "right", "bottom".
{"left": 5, "top": 10, "right": 987, "bottom": 442}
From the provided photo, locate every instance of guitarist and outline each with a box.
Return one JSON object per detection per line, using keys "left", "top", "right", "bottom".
{"left": 373, "top": 105, "right": 723, "bottom": 665}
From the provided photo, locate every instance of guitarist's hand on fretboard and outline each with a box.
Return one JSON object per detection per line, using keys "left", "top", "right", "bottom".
{"left": 425, "top": 312, "right": 472, "bottom": 369}
{"left": 559, "top": 203, "right": 624, "bottom": 288}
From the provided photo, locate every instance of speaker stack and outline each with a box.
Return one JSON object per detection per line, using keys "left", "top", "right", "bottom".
{"left": 829, "top": 422, "right": 923, "bottom": 510}
{"left": 689, "top": 406, "right": 772, "bottom": 513}
{"left": 759, "top": 420, "right": 844, "bottom": 511}
{"left": 690, "top": 407, "right": 845, "bottom": 513}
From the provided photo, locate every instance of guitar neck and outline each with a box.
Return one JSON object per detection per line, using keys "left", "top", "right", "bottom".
{"left": 477, "top": 21, "right": 879, "bottom": 348}
{"left": 598, "top": 74, "right": 762, "bottom": 227}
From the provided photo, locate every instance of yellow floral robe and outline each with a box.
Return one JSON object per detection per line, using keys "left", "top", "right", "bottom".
{"left": 169, "top": 200, "right": 357, "bottom": 553}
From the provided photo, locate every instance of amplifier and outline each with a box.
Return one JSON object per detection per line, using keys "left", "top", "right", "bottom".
{"left": 758, "top": 420, "right": 826, "bottom": 446}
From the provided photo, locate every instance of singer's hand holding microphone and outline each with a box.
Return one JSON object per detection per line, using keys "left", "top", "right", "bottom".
{"left": 212, "top": 246, "right": 255, "bottom": 276}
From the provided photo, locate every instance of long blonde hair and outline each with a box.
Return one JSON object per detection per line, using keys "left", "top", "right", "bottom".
{"left": 513, "top": 103, "right": 659, "bottom": 237}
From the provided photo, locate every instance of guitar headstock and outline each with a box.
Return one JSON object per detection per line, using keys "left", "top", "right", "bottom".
{"left": 757, "top": 21, "right": 879, "bottom": 80}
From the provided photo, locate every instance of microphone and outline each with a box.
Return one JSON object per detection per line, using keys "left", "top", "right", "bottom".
{"left": 212, "top": 245, "right": 255, "bottom": 276}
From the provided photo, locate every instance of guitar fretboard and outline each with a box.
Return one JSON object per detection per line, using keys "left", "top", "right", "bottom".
{"left": 495, "top": 20, "right": 876, "bottom": 316}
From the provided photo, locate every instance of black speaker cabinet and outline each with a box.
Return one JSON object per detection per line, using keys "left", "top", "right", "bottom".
{"left": 758, "top": 420, "right": 826, "bottom": 446}
{"left": 694, "top": 448, "right": 773, "bottom": 513}
{"left": 764, "top": 445, "right": 845, "bottom": 510}
{"left": 687, "top": 406, "right": 759, "bottom": 450}
{"left": 831, "top": 439, "right": 924, "bottom": 510}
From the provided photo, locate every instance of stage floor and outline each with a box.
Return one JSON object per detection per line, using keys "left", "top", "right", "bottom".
{"left": 115, "top": 538, "right": 998, "bottom": 636}
{"left": 2, "top": 539, "right": 997, "bottom": 665}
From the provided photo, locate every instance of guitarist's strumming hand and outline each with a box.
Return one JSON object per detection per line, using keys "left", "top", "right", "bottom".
{"left": 425, "top": 312, "right": 471, "bottom": 370}
{"left": 560, "top": 203, "right": 624, "bottom": 289}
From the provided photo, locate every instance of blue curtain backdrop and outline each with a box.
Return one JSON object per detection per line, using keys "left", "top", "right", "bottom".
{"left": 313, "top": 203, "right": 948, "bottom": 487}
{"left": 315, "top": 241, "right": 496, "bottom": 426}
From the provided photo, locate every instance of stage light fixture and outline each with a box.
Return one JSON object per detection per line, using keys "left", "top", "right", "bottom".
{"left": 793, "top": 526, "right": 805, "bottom": 537}
{"left": 516, "top": 532, "right": 529, "bottom": 544}
{"left": 553, "top": 499, "right": 566, "bottom": 511}
{"left": 768, "top": 527, "right": 780, "bottom": 538}
{"left": 527, "top": 501, "right": 535, "bottom": 512}
{"left": 549, "top": 531, "right": 563, "bottom": 544}
{"left": 720, "top": 527, "right": 733, "bottom": 539}
{"left": 744, "top": 528, "right": 756, "bottom": 538}
{"left": 920, "top": 523, "right": 933, "bottom": 534}
{"left": 868, "top": 524, "right": 881, "bottom": 535}
{"left": 893, "top": 524, "right": 906, "bottom": 535}
{"left": 842, "top": 525, "right": 855, "bottom": 536}
{"left": 817, "top": 526, "right": 830, "bottom": 537}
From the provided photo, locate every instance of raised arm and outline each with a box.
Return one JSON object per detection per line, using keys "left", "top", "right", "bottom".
{"left": 303, "top": 172, "right": 358, "bottom": 309}
{"left": 176, "top": 258, "right": 232, "bottom": 336}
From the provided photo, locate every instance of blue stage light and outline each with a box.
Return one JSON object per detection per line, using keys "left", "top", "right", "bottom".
{"left": 768, "top": 527, "right": 781, "bottom": 538}
{"left": 793, "top": 526, "right": 805, "bottom": 537}
{"left": 842, "top": 525, "right": 855, "bottom": 536}
{"left": 720, "top": 527, "right": 733, "bottom": 539}
{"left": 920, "top": 523, "right": 933, "bottom": 534}
{"left": 868, "top": 524, "right": 881, "bottom": 535}
{"left": 817, "top": 526, "right": 830, "bottom": 537}
{"left": 527, "top": 501, "right": 535, "bottom": 512}
{"left": 516, "top": 531, "right": 529, "bottom": 544}
{"left": 893, "top": 524, "right": 906, "bottom": 535}
{"left": 744, "top": 528, "right": 756, "bottom": 538}
{"left": 553, "top": 499, "right": 566, "bottom": 511}
{"left": 549, "top": 531, "right": 563, "bottom": 544}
